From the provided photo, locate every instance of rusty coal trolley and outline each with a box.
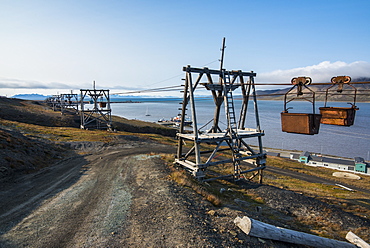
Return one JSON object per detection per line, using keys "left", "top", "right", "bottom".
{"left": 281, "top": 77, "right": 321, "bottom": 135}
{"left": 319, "top": 76, "right": 359, "bottom": 126}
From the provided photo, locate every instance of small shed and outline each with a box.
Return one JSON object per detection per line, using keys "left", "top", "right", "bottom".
{"left": 354, "top": 157, "right": 367, "bottom": 173}
{"left": 299, "top": 151, "right": 311, "bottom": 163}
{"left": 290, "top": 153, "right": 299, "bottom": 160}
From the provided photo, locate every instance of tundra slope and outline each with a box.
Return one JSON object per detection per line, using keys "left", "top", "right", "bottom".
{"left": 0, "top": 98, "right": 369, "bottom": 247}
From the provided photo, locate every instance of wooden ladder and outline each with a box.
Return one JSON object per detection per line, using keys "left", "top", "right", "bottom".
{"left": 222, "top": 71, "right": 242, "bottom": 179}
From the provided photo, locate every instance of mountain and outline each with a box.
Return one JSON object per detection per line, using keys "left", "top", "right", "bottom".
{"left": 12, "top": 94, "right": 50, "bottom": 100}
{"left": 256, "top": 77, "right": 370, "bottom": 102}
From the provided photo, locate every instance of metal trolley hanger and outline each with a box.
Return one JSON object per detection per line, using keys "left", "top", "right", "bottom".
{"left": 319, "top": 76, "right": 359, "bottom": 126}
{"left": 281, "top": 77, "right": 322, "bottom": 135}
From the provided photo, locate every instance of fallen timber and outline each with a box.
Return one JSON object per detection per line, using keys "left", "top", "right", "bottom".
{"left": 234, "top": 216, "right": 357, "bottom": 248}
{"left": 346, "top": 231, "right": 370, "bottom": 248}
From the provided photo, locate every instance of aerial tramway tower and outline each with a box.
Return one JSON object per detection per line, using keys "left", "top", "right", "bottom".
{"left": 47, "top": 94, "right": 62, "bottom": 111}
{"left": 80, "top": 81, "right": 112, "bottom": 131}
{"left": 175, "top": 38, "right": 266, "bottom": 182}
{"left": 60, "top": 92, "right": 79, "bottom": 114}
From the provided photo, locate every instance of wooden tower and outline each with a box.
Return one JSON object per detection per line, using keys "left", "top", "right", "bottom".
{"left": 80, "top": 82, "right": 112, "bottom": 130}
{"left": 60, "top": 93, "right": 79, "bottom": 114}
{"left": 175, "top": 65, "right": 266, "bottom": 182}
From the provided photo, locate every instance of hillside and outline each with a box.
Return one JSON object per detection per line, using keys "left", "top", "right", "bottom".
{"left": 0, "top": 97, "right": 175, "bottom": 177}
{"left": 257, "top": 77, "right": 370, "bottom": 102}
{"left": 0, "top": 97, "right": 369, "bottom": 247}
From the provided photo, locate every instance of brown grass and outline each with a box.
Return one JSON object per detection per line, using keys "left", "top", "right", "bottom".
{"left": 161, "top": 154, "right": 222, "bottom": 206}
{"left": 266, "top": 156, "right": 370, "bottom": 191}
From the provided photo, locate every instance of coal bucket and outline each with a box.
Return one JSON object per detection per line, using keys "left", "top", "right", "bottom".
{"left": 281, "top": 112, "right": 322, "bottom": 135}
{"left": 281, "top": 76, "right": 321, "bottom": 135}
{"left": 319, "top": 106, "right": 358, "bottom": 126}
{"left": 319, "top": 76, "right": 358, "bottom": 126}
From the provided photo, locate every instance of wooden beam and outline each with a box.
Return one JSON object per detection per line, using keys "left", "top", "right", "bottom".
{"left": 182, "top": 66, "right": 256, "bottom": 77}
{"left": 346, "top": 231, "right": 370, "bottom": 248}
{"left": 234, "top": 216, "right": 356, "bottom": 248}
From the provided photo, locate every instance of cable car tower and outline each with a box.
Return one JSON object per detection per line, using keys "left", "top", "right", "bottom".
{"left": 61, "top": 91, "right": 79, "bottom": 114}
{"left": 47, "top": 94, "right": 62, "bottom": 111}
{"left": 80, "top": 81, "right": 112, "bottom": 131}
{"left": 175, "top": 38, "right": 266, "bottom": 182}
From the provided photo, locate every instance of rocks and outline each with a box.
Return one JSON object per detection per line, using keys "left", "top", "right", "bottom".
{"left": 250, "top": 185, "right": 370, "bottom": 238}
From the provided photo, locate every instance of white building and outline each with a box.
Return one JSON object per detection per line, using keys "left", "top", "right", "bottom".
{"left": 290, "top": 151, "right": 369, "bottom": 175}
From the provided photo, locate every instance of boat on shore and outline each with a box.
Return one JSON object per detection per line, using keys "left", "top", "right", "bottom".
{"left": 158, "top": 115, "right": 192, "bottom": 127}
{"left": 171, "top": 115, "right": 192, "bottom": 125}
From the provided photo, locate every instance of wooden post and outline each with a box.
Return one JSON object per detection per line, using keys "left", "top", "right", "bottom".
{"left": 234, "top": 216, "right": 356, "bottom": 248}
{"left": 187, "top": 70, "right": 200, "bottom": 165}
{"left": 346, "top": 231, "right": 370, "bottom": 248}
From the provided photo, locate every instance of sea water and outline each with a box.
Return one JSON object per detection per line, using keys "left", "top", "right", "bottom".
{"left": 111, "top": 98, "right": 370, "bottom": 160}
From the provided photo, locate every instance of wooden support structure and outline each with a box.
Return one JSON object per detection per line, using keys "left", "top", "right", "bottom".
{"left": 234, "top": 216, "right": 356, "bottom": 248}
{"left": 175, "top": 65, "right": 266, "bottom": 181}
{"left": 46, "top": 94, "right": 62, "bottom": 111}
{"left": 60, "top": 93, "right": 79, "bottom": 114}
{"left": 80, "top": 87, "right": 112, "bottom": 131}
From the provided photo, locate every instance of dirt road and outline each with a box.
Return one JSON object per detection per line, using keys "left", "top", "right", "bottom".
{"left": 0, "top": 136, "right": 254, "bottom": 247}
{"left": 1, "top": 135, "right": 369, "bottom": 247}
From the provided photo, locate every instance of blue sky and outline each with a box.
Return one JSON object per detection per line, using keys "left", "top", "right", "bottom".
{"left": 1, "top": 0, "right": 370, "bottom": 96}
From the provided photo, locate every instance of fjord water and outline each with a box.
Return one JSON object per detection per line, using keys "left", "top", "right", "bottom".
{"left": 111, "top": 99, "right": 370, "bottom": 160}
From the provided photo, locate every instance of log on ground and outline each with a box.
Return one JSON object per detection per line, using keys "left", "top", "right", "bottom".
{"left": 234, "top": 216, "right": 356, "bottom": 248}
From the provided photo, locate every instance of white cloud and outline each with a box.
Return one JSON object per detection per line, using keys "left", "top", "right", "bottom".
{"left": 257, "top": 61, "right": 370, "bottom": 83}
{"left": 0, "top": 76, "right": 152, "bottom": 97}
{"left": 0, "top": 77, "right": 72, "bottom": 89}
{"left": 0, "top": 77, "right": 142, "bottom": 91}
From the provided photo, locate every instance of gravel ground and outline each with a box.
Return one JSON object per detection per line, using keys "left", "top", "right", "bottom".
{"left": 0, "top": 136, "right": 368, "bottom": 247}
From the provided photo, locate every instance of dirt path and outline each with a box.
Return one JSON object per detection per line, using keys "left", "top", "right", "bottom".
{"left": 0, "top": 138, "right": 251, "bottom": 247}
{"left": 1, "top": 136, "right": 368, "bottom": 247}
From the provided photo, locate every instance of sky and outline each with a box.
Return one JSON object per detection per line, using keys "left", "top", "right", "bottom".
{"left": 1, "top": 0, "right": 370, "bottom": 97}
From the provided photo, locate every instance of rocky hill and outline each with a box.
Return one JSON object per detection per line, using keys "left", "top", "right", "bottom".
{"left": 0, "top": 97, "right": 175, "bottom": 177}
{"left": 0, "top": 96, "right": 369, "bottom": 247}
{"left": 257, "top": 77, "right": 370, "bottom": 102}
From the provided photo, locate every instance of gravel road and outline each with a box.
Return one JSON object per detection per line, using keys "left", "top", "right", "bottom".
{"left": 0, "top": 135, "right": 368, "bottom": 247}
{"left": 0, "top": 136, "right": 256, "bottom": 247}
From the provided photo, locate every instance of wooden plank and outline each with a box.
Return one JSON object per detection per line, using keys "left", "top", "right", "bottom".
{"left": 176, "top": 129, "right": 264, "bottom": 141}
{"left": 335, "top": 184, "right": 355, "bottom": 191}
{"left": 234, "top": 216, "right": 356, "bottom": 248}
{"left": 182, "top": 66, "right": 256, "bottom": 77}
{"left": 346, "top": 231, "right": 370, "bottom": 248}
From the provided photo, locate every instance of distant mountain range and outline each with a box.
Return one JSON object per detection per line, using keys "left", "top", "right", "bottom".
{"left": 11, "top": 94, "right": 50, "bottom": 100}
{"left": 256, "top": 77, "right": 370, "bottom": 102}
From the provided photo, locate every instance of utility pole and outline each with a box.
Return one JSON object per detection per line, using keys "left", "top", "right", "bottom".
{"left": 219, "top": 37, "right": 226, "bottom": 72}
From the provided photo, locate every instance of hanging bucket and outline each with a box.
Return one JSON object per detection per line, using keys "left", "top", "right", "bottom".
{"left": 319, "top": 76, "right": 358, "bottom": 126}
{"left": 281, "top": 112, "right": 321, "bottom": 135}
{"left": 319, "top": 106, "right": 358, "bottom": 126}
{"left": 281, "top": 77, "right": 321, "bottom": 135}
